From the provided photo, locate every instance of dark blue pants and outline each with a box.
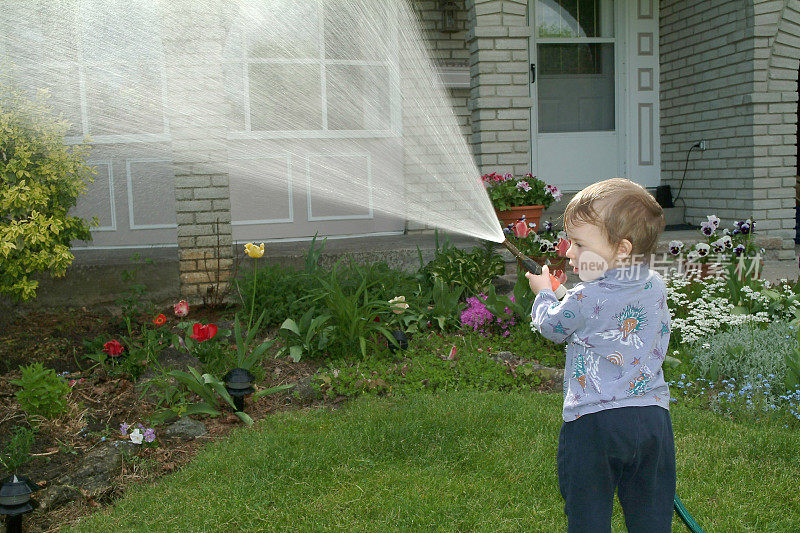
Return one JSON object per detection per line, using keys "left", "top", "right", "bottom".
{"left": 557, "top": 405, "right": 676, "bottom": 533}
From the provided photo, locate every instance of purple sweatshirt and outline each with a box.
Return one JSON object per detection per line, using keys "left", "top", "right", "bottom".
{"left": 531, "top": 263, "right": 672, "bottom": 422}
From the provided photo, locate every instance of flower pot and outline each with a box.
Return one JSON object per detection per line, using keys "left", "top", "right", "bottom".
{"left": 496, "top": 205, "right": 545, "bottom": 230}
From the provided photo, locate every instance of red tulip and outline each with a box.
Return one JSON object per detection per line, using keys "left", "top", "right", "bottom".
{"left": 556, "top": 238, "right": 570, "bottom": 257}
{"left": 513, "top": 219, "right": 530, "bottom": 238}
{"left": 190, "top": 323, "right": 218, "bottom": 342}
{"left": 102, "top": 339, "right": 125, "bottom": 357}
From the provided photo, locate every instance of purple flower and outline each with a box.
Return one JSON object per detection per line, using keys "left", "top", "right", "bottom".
{"left": 739, "top": 222, "right": 751, "bottom": 235}
{"left": 120, "top": 422, "right": 130, "bottom": 436}
{"left": 733, "top": 244, "right": 745, "bottom": 257}
{"left": 700, "top": 221, "right": 715, "bottom": 236}
{"left": 144, "top": 428, "right": 156, "bottom": 443}
{"left": 544, "top": 220, "right": 553, "bottom": 232}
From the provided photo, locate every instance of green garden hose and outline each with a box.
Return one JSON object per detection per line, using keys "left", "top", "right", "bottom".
{"left": 674, "top": 494, "right": 705, "bottom": 533}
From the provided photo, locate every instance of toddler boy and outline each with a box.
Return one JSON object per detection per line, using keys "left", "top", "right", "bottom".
{"left": 526, "top": 178, "right": 675, "bottom": 533}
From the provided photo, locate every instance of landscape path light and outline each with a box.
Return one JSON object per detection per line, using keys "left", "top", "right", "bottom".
{"left": 223, "top": 367, "right": 255, "bottom": 412}
{"left": 0, "top": 474, "right": 40, "bottom": 533}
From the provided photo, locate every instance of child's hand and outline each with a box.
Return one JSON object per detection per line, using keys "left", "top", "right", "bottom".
{"left": 526, "top": 264, "right": 553, "bottom": 294}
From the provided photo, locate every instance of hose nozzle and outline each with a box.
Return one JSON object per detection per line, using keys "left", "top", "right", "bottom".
{"left": 502, "top": 238, "right": 567, "bottom": 299}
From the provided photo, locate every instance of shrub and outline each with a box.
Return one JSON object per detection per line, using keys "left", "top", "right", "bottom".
{"left": 419, "top": 236, "right": 504, "bottom": 297}
{"left": 11, "top": 362, "right": 72, "bottom": 421}
{"left": 686, "top": 320, "right": 797, "bottom": 393}
{"left": 0, "top": 83, "right": 95, "bottom": 301}
{"left": 0, "top": 425, "right": 35, "bottom": 474}
{"left": 237, "top": 264, "right": 317, "bottom": 328}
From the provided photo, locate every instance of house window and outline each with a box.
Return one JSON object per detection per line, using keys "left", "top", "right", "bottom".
{"left": 223, "top": 0, "right": 398, "bottom": 138}
{"left": 535, "top": 0, "right": 616, "bottom": 133}
{"left": 2, "top": 0, "right": 168, "bottom": 143}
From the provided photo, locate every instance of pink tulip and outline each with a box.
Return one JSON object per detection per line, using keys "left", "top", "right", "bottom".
{"left": 513, "top": 219, "right": 530, "bottom": 238}
{"left": 173, "top": 300, "right": 189, "bottom": 317}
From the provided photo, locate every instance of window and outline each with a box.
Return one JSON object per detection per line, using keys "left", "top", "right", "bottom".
{"left": 223, "top": 0, "right": 398, "bottom": 137}
{"left": 2, "top": 0, "right": 168, "bottom": 142}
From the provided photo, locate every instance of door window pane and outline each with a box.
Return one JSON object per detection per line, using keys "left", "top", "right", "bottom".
{"left": 537, "top": 43, "right": 615, "bottom": 132}
{"left": 537, "top": 0, "right": 614, "bottom": 38}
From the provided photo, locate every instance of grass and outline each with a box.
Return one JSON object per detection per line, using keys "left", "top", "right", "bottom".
{"left": 67, "top": 390, "right": 800, "bottom": 532}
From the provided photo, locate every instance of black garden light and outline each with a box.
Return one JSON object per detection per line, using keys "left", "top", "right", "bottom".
{"left": 223, "top": 367, "right": 255, "bottom": 412}
{"left": 388, "top": 330, "right": 408, "bottom": 353}
{"left": 440, "top": 1, "right": 458, "bottom": 32}
{"left": 0, "top": 474, "right": 40, "bottom": 533}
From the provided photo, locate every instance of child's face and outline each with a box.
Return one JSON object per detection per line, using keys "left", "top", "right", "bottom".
{"left": 564, "top": 222, "right": 620, "bottom": 282}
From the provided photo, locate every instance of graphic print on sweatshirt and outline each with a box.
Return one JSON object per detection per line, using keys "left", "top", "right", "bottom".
{"left": 596, "top": 303, "right": 647, "bottom": 349}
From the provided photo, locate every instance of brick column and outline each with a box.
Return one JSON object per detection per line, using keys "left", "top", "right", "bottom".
{"left": 466, "top": 0, "right": 532, "bottom": 176}
{"left": 160, "top": 0, "right": 234, "bottom": 298}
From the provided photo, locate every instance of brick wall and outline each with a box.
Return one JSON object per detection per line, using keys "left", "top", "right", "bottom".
{"left": 466, "top": 0, "right": 532, "bottom": 177}
{"left": 161, "top": 0, "right": 234, "bottom": 297}
{"left": 660, "top": 0, "right": 797, "bottom": 260}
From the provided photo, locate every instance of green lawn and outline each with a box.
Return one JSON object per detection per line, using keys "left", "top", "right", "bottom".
{"left": 68, "top": 390, "right": 799, "bottom": 532}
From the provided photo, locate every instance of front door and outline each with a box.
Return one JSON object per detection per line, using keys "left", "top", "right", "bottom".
{"left": 529, "top": 0, "right": 622, "bottom": 191}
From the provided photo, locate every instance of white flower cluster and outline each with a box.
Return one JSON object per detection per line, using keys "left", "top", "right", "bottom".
{"left": 665, "top": 273, "right": 770, "bottom": 344}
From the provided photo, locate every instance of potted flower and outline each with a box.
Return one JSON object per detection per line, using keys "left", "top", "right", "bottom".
{"left": 482, "top": 172, "right": 562, "bottom": 230}
{"left": 503, "top": 218, "right": 570, "bottom": 273}
{"left": 666, "top": 215, "right": 764, "bottom": 280}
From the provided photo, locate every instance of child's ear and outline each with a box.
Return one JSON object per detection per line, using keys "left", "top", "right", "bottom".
{"left": 616, "top": 239, "right": 633, "bottom": 259}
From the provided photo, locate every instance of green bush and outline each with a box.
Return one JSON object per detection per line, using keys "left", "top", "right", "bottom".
{"left": 0, "top": 425, "right": 35, "bottom": 475}
{"left": 0, "top": 83, "right": 95, "bottom": 301}
{"left": 418, "top": 236, "right": 504, "bottom": 297}
{"left": 11, "top": 362, "right": 72, "bottom": 420}
{"left": 686, "top": 320, "right": 797, "bottom": 392}
{"left": 237, "top": 264, "right": 317, "bottom": 329}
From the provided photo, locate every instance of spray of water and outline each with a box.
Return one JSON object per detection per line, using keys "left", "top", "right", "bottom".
{"left": 2, "top": 0, "right": 505, "bottom": 243}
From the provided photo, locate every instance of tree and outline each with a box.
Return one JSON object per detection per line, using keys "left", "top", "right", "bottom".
{"left": 0, "top": 83, "right": 95, "bottom": 301}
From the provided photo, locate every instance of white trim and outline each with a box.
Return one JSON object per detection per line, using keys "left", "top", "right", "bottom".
{"left": 234, "top": 230, "right": 404, "bottom": 245}
{"left": 306, "top": 153, "right": 374, "bottom": 221}
{"left": 125, "top": 158, "right": 178, "bottom": 230}
{"left": 229, "top": 155, "right": 294, "bottom": 225}
{"left": 72, "top": 243, "right": 177, "bottom": 251}
{"left": 65, "top": 133, "right": 171, "bottom": 145}
{"left": 319, "top": 2, "right": 329, "bottom": 131}
{"left": 86, "top": 159, "right": 117, "bottom": 232}
{"left": 227, "top": 130, "right": 394, "bottom": 140}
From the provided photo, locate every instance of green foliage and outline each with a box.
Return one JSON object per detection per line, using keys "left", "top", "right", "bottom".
{"left": 0, "top": 82, "right": 95, "bottom": 301}
{"left": 277, "top": 309, "right": 332, "bottom": 362}
{"left": 686, "top": 320, "right": 797, "bottom": 393}
{"left": 237, "top": 263, "right": 317, "bottom": 329}
{"left": 84, "top": 326, "right": 168, "bottom": 381}
{"left": 232, "top": 312, "right": 275, "bottom": 371}
{"left": 308, "top": 266, "right": 395, "bottom": 360}
{"left": 314, "top": 328, "right": 550, "bottom": 398}
{"left": 149, "top": 367, "right": 253, "bottom": 426}
{"left": 482, "top": 273, "right": 535, "bottom": 321}
{"left": 415, "top": 277, "right": 465, "bottom": 333}
{"left": 0, "top": 425, "right": 36, "bottom": 475}
{"left": 11, "top": 362, "right": 72, "bottom": 420}
{"left": 115, "top": 254, "right": 155, "bottom": 331}
{"left": 419, "top": 234, "right": 504, "bottom": 297}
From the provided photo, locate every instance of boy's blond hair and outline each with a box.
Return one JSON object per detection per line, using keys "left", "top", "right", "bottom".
{"left": 562, "top": 178, "right": 665, "bottom": 262}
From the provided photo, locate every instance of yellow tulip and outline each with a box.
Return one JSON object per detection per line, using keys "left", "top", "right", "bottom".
{"left": 244, "top": 242, "right": 265, "bottom": 258}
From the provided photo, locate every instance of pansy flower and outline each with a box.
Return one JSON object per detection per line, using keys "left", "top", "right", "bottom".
{"left": 732, "top": 244, "right": 746, "bottom": 257}
{"left": 700, "top": 221, "right": 716, "bottom": 236}
{"left": 695, "top": 243, "right": 711, "bottom": 257}
{"left": 668, "top": 240, "right": 684, "bottom": 256}
{"left": 706, "top": 214, "right": 720, "bottom": 228}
